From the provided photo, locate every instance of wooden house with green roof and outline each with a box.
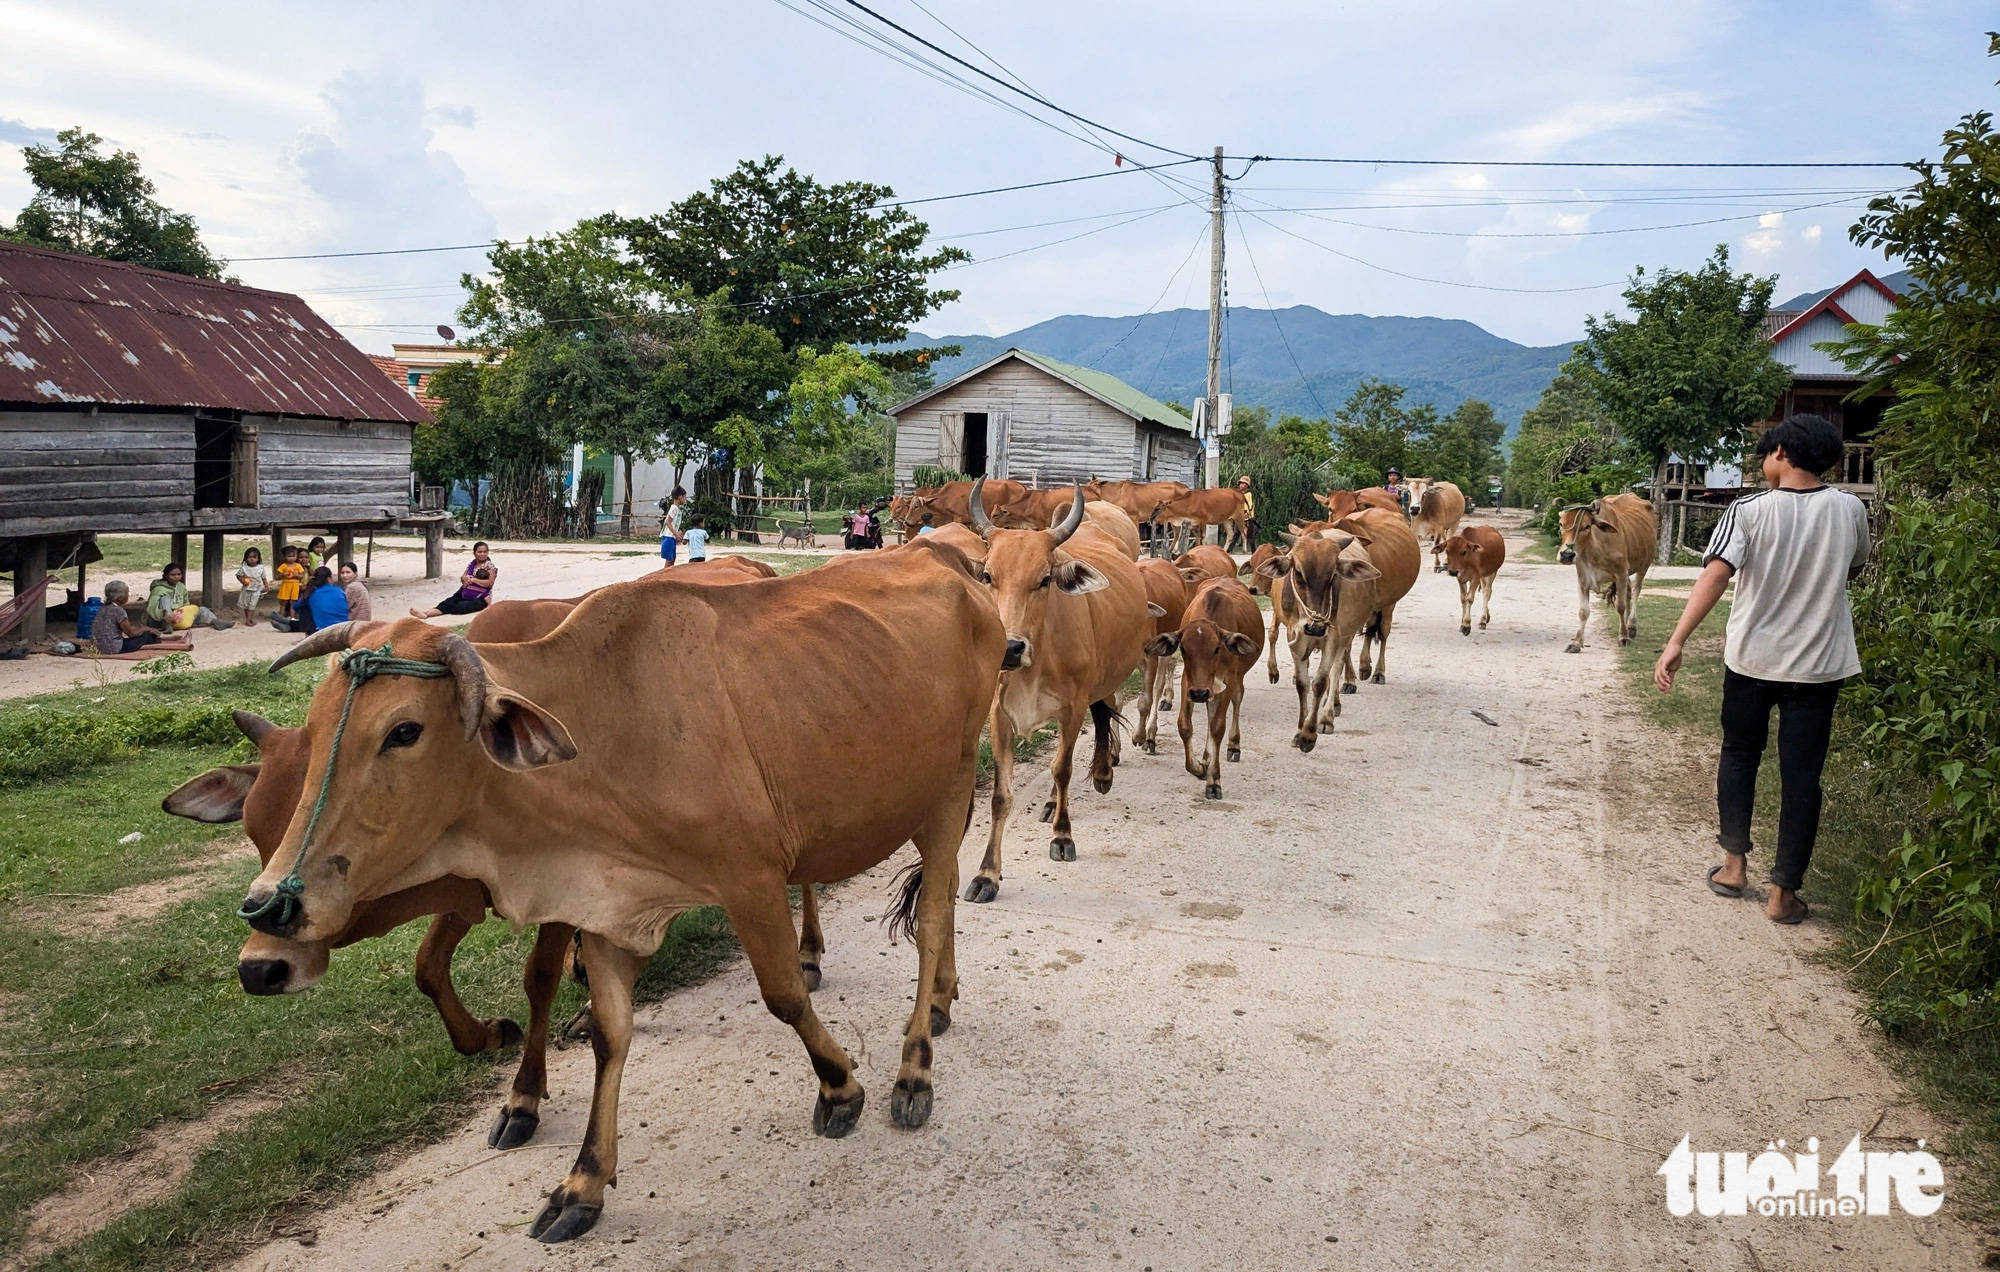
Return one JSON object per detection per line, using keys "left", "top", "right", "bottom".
{"left": 887, "top": 347, "right": 1199, "bottom": 492}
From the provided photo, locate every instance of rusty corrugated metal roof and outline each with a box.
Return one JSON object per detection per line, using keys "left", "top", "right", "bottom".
{"left": 0, "top": 241, "right": 432, "bottom": 424}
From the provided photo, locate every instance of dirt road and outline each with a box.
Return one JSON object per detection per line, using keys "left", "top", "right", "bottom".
{"left": 231, "top": 514, "right": 1976, "bottom": 1271}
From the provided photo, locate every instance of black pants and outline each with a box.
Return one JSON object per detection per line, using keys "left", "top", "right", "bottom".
{"left": 1717, "top": 668, "right": 1842, "bottom": 891}
{"left": 435, "top": 593, "right": 488, "bottom": 615}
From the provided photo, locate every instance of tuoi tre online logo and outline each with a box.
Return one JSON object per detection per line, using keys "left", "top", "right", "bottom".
{"left": 1659, "top": 1134, "right": 1944, "bottom": 1218}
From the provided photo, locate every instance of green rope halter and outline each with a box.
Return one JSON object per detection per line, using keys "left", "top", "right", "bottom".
{"left": 237, "top": 644, "right": 451, "bottom": 930}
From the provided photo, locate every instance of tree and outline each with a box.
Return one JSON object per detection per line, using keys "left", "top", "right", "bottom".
{"left": 1333, "top": 378, "right": 1431, "bottom": 483}
{"left": 416, "top": 356, "right": 551, "bottom": 521}
{"left": 2, "top": 128, "right": 225, "bottom": 278}
{"left": 1567, "top": 246, "right": 1790, "bottom": 561}
{"left": 1411, "top": 398, "right": 1505, "bottom": 500}
{"left": 1505, "top": 372, "right": 1621, "bottom": 507}
{"left": 617, "top": 156, "right": 967, "bottom": 359}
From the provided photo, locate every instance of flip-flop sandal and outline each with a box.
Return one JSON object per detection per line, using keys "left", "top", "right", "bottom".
{"left": 1771, "top": 900, "right": 1809, "bottom": 926}
{"left": 1706, "top": 865, "right": 1744, "bottom": 898}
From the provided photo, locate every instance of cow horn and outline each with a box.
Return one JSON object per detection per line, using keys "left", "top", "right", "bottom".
{"left": 232, "top": 710, "right": 276, "bottom": 745}
{"left": 1279, "top": 531, "right": 1299, "bottom": 546}
{"left": 1047, "top": 486, "right": 1086, "bottom": 546}
{"left": 268, "top": 622, "right": 362, "bottom": 674}
{"left": 437, "top": 633, "right": 489, "bottom": 741}
{"left": 968, "top": 477, "right": 995, "bottom": 539}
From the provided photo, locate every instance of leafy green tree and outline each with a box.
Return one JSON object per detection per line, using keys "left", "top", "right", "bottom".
{"left": 1411, "top": 398, "right": 1505, "bottom": 501}
{"left": 617, "top": 156, "right": 967, "bottom": 361}
{"left": 1505, "top": 372, "right": 1619, "bottom": 506}
{"left": 1567, "top": 246, "right": 1790, "bottom": 562}
{"left": 416, "top": 357, "right": 550, "bottom": 521}
{"left": 1823, "top": 44, "right": 2000, "bottom": 1030}
{"left": 1333, "top": 378, "right": 1432, "bottom": 482}
{"left": 3, "top": 128, "right": 225, "bottom": 277}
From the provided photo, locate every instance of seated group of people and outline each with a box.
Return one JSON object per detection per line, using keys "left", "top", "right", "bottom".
{"left": 233, "top": 537, "right": 375, "bottom": 634}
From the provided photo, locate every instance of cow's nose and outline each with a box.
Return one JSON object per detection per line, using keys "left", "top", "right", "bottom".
{"left": 1558, "top": 548, "right": 1575, "bottom": 564}
{"left": 238, "top": 958, "right": 291, "bottom": 996}
{"left": 1002, "top": 639, "right": 1029, "bottom": 669}
{"left": 1447, "top": 569, "right": 1459, "bottom": 577}
{"left": 1304, "top": 622, "right": 1327, "bottom": 638}
{"left": 1189, "top": 688, "right": 1210, "bottom": 703}
{"left": 239, "top": 890, "right": 302, "bottom": 938}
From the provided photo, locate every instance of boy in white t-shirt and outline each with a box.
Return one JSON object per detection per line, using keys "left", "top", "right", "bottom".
{"left": 684, "top": 519, "right": 709, "bottom": 562}
{"left": 1655, "top": 414, "right": 1871, "bottom": 925}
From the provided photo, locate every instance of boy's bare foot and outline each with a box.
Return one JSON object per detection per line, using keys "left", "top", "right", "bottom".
{"left": 1768, "top": 887, "right": 1809, "bottom": 924}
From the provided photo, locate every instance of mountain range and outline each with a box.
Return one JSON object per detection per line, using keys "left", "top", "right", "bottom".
{"left": 888, "top": 306, "right": 1577, "bottom": 431}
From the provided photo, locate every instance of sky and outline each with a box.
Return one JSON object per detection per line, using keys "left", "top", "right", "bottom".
{"left": 0, "top": 1, "right": 1988, "bottom": 357}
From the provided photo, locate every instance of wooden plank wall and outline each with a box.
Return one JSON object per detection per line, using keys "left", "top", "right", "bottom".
{"left": 1134, "top": 423, "right": 1201, "bottom": 485}
{"left": 894, "top": 359, "right": 1147, "bottom": 490}
{"left": 0, "top": 409, "right": 194, "bottom": 536}
{"left": 255, "top": 416, "right": 411, "bottom": 518}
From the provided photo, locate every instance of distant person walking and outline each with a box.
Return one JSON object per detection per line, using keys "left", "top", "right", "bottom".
{"left": 1234, "top": 475, "right": 1258, "bottom": 550}
{"left": 1655, "top": 414, "right": 1870, "bottom": 926}
{"left": 411, "top": 541, "right": 498, "bottom": 618}
{"left": 1383, "top": 469, "right": 1410, "bottom": 515}
{"left": 660, "top": 487, "right": 688, "bottom": 565}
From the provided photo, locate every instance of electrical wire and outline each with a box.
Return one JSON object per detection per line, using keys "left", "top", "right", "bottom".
{"left": 1235, "top": 191, "right": 1878, "bottom": 239}
{"left": 1235, "top": 206, "right": 1622, "bottom": 295}
{"left": 1229, "top": 154, "right": 1913, "bottom": 170}
{"left": 1230, "top": 210, "right": 1329, "bottom": 418}
{"left": 1084, "top": 216, "right": 1211, "bottom": 370}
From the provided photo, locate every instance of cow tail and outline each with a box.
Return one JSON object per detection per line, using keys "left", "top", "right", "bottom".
{"left": 883, "top": 860, "right": 924, "bottom": 945}
{"left": 1363, "top": 610, "right": 1384, "bottom": 641}
{"left": 1091, "top": 697, "right": 1128, "bottom": 743}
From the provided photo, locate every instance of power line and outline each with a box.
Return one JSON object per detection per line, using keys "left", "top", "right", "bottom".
{"left": 1236, "top": 191, "right": 1879, "bottom": 239}
{"left": 1230, "top": 210, "right": 1330, "bottom": 418}
{"left": 1235, "top": 206, "right": 1622, "bottom": 295}
{"left": 888, "top": 159, "right": 1205, "bottom": 206}
{"left": 1085, "top": 216, "right": 1211, "bottom": 371}
{"left": 1229, "top": 154, "right": 1913, "bottom": 170}
{"left": 826, "top": 0, "right": 1199, "bottom": 160}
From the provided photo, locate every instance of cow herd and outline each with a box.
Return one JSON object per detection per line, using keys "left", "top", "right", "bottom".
{"left": 154, "top": 476, "right": 1649, "bottom": 1245}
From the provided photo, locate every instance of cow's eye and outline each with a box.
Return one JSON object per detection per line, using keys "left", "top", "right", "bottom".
{"left": 980, "top": 571, "right": 992, "bottom": 585}
{"left": 1036, "top": 575, "right": 1051, "bottom": 589}
{"left": 383, "top": 721, "right": 424, "bottom": 751}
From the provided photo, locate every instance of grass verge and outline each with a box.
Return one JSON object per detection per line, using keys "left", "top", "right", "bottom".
{"left": 0, "top": 659, "right": 740, "bottom": 1271}
{"left": 1616, "top": 591, "right": 2000, "bottom": 1223}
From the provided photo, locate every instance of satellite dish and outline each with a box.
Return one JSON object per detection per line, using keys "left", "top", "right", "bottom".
{"left": 436, "top": 325, "right": 456, "bottom": 341}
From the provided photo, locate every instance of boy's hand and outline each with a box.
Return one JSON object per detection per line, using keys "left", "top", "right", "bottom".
{"left": 1655, "top": 640, "right": 1684, "bottom": 694}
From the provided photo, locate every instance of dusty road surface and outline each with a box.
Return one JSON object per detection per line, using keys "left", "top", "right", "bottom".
{"left": 231, "top": 513, "right": 1976, "bottom": 1272}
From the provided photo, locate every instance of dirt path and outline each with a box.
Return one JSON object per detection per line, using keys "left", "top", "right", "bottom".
{"left": 229, "top": 514, "right": 1976, "bottom": 1271}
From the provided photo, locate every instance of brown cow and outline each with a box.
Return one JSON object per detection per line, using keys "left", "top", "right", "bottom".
{"left": 1442, "top": 525, "right": 1506, "bottom": 636}
{"left": 1135, "top": 558, "right": 1191, "bottom": 755}
{"left": 1330, "top": 507, "right": 1421, "bottom": 690}
{"left": 963, "top": 481, "right": 1150, "bottom": 899}
{"left": 233, "top": 546, "right": 1004, "bottom": 1241}
{"left": 1412, "top": 482, "right": 1468, "bottom": 571}
{"left": 1155, "top": 486, "right": 1248, "bottom": 556}
{"left": 1173, "top": 543, "right": 1238, "bottom": 585}
{"left": 898, "top": 479, "right": 1028, "bottom": 532}
{"left": 1082, "top": 478, "right": 1191, "bottom": 553}
{"left": 1314, "top": 487, "right": 1404, "bottom": 519}
{"left": 1146, "top": 576, "right": 1262, "bottom": 800}
{"left": 1239, "top": 543, "right": 1287, "bottom": 684}
{"left": 1557, "top": 492, "right": 1656, "bottom": 652}
{"left": 987, "top": 486, "right": 1077, "bottom": 532}
{"left": 1082, "top": 500, "right": 1143, "bottom": 561}
{"left": 1255, "top": 530, "right": 1383, "bottom": 750}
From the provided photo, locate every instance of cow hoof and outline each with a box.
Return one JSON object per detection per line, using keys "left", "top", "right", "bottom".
{"left": 1371, "top": 673, "right": 1385, "bottom": 685}
{"left": 930, "top": 1005, "right": 951, "bottom": 1037}
{"left": 1460, "top": 626, "right": 1471, "bottom": 636}
{"left": 1092, "top": 774, "right": 1113, "bottom": 794}
{"left": 1318, "top": 720, "right": 1335, "bottom": 735}
{"left": 891, "top": 1078, "right": 934, "bottom": 1129}
{"left": 531, "top": 1197, "right": 602, "bottom": 1244}
{"left": 1038, "top": 801, "right": 1056, "bottom": 824}
{"left": 1226, "top": 748, "right": 1240, "bottom": 763}
{"left": 1158, "top": 698, "right": 1172, "bottom": 712}
{"left": 1341, "top": 683, "right": 1356, "bottom": 695}
{"left": 496, "top": 1017, "right": 525, "bottom": 1049}
{"left": 1110, "top": 753, "right": 1121, "bottom": 768}
{"left": 1049, "top": 837, "right": 1077, "bottom": 863}
{"left": 1565, "top": 644, "right": 1582, "bottom": 654}
{"left": 1267, "top": 671, "right": 1279, "bottom": 684}
{"left": 962, "top": 876, "right": 999, "bottom": 904}
{"left": 1204, "top": 786, "right": 1222, "bottom": 801}
{"left": 813, "top": 1087, "right": 867, "bottom": 1138}
{"left": 488, "top": 1106, "right": 540, "bottom": 1150}
{"left": 1294, "top": 734, "right": 1317, "bottom": 753}
{"left": 1143, "top": 739, "right": 1157, "bottom": 755}
{"left": 801, "top": 962, "right": 822, "bottom": 993}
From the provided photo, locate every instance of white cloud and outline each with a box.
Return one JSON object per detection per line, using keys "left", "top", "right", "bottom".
{"left": 1803, "top": 224, "right": 1823, "bottom": 244}
{"left": 0, "top": 117, "right": 56, "bottom": 147}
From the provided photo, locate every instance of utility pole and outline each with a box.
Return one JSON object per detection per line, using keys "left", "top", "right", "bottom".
{"left": 1203, "top": 145, "right": 1225, "bottom": 492}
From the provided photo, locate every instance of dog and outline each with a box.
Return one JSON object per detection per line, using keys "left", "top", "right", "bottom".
{"left": 778, "top": 521, "right": 817, "bottom": 549}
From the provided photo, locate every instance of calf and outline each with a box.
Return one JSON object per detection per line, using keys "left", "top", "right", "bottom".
{"left": 1255, "top": 532, "right": 1382, "bottom": 750}
{"left": 1147, "top": 577, "right": 1263, "bottom": 799}
{"left": 1313, "top": 487, "right": 1403, "bottom": 519}
{"left": 1173, "top": 543, "right": 1238, "bottom": 584}
{"left": 1239, "top": 543, "right": 1288, "bottom": 685}
{"left": 1155, "top": 487, "right": 1249, "bottom": 557}
{"left": 1557, "top": 492, "right": 1656, "bottom": 651}
{"left": 1135, "top": 558, "right": 1191, "bottom": 755}
{"left": 1442, "top": 525, "right": 1506, "bottom": 635}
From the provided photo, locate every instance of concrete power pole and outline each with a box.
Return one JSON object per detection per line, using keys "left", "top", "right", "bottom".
{"left": 1203, "top": 145, "right": 1224, "bottom": 492}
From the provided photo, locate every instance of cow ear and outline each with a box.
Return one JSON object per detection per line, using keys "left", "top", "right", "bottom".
{"left": 1052, "top": 559, "right": 1109, "bottom": 595}
{"left": 479, "top": 690, "right": 578, "bottom": 771}
{"left": 1339, "top": 557, "right": 1382, "bottom": 582}
{"left": 1254, "top": 555, "right": 1290, "bottom": 580}
{"left": 1312, "top": 492, "right": 1331, "bottom": 507}
{"left": 1144, "top": 632, "right": 1180, "bottom": 656}
{"left": 1224, "top": 631, "right": 1260, "bottom": 658}
{"left": 162, "top": 764, "right": 260, "bottom": 823}
{"left": 1236, "top": 558, "right": 1256, "bottom": 575}
{"left": 1146, "top": 601, "right": 1167, "bottom": 618}
{"left": 1178, "top": 567, "right": 1206, "bottom": 584}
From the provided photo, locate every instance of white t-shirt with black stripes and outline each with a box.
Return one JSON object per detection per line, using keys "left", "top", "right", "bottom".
{"left": 1703, "top": 485, "right": 1871, "bottom": 683}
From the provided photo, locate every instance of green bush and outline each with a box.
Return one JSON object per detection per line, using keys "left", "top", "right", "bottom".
{"left": 1536, "top": 462, "right": 1648, "bottom": 532}
{"left": 0, "top": 705, "right": 239, "bottom": 787}
{"left": 910, "top": 465, "right": 967, "bottom": 489}
{"left": 1225, "top": 454, "right": 1324, "bottom": 545}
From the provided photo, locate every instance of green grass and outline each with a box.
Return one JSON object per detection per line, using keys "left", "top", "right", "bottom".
{"left": 1616, "top": 591, "right": 2000, "bottom": 1222}
{"left": 0, "top": 658, "right": 741, "bottom": 1271}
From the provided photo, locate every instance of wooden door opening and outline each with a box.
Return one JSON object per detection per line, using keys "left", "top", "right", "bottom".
{"left": 193, "top": 416, "right": 257, "bottom": 509}
{"left": 962, "top": 412, "right": 989, "bottom": 477}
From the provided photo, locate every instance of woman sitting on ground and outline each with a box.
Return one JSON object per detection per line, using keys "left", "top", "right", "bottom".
{"left": 95, "top": 580, "right": 192, "bottom": 656}
{"left": 145, "top": 563, "right": 230, "bottom": 631}
{"left": 410, "top": 541, "right": 498, "bottom": 618}
{"left": 297, "top": 565, "right": 349, "bottom": 635}
{"left": 339, "top": 560, "right": 372, "bottom": 621}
